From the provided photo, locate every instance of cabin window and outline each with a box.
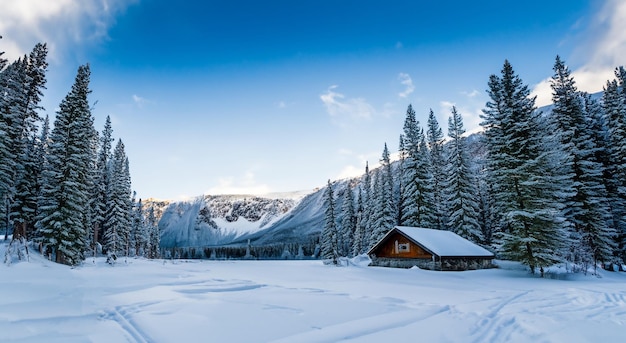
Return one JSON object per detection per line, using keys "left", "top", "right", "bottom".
{"left": 394, "top": 240, "right": 410, "bottom": 253}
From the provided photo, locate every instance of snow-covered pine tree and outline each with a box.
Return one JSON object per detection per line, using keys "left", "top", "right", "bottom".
{"left": 340, "top": 183, "right": 355, "bottom": 257}
{"left": 427, "top": 109, "right": 447, "bottom": 230}
{"left": 0, "top": 41, "right": 9, "bottom": 240}
{"left": 549, "top": 57, "right": 616, "bottom": 268}
{"left": 481, "top": 60, "right": 567, "bottom": 275}
{"left": 146, "top": 204, "right": 160, "bottom": 258}
{"left": 0, "top": 58, "right": 23, "bottom": 239}
{"left": 36, "top": 64, "right": 97, "bottom": 265}
{"left": 443, "top": 106, "right": 481, "bottom": 242}
{"left": 612, "top": 66, "right": 626, "bottom": 260}
{"left": 321, "top": 179, "right": 339, "bottom": 264}
{"left": 603, "top": 69, "right": 626, "bottom": 262}
{"left": 103, "top": 139, "right": 132, "bottom": 261}
{"left": 370, "top": 169, "right": 382, "bottom": 243}
{"left": 0, "top": 36, "right": 6, "bottom": 71}
{"left": 400, "top": 104, "right": 436, "bottom": 228}
{"left": 370, "top": 143, "right": 396, "bottom": 247}
{"left": 351, "top": 186, "right": 364, "bottom": 256}
{"left": 29, "top": 115, "right": 50, "bottom": 243}
{"left": 1, "top": 44, "right": 48, "bottom": 241}
{"left": 127, "top": 192, "right": 137, "bottom": 257}
{"left": 582, "top": 93, "right": 620, "bottom": 268}
{"left": 10, "top": 134, "right": 38, "bottom": 242}
{"left": 90, "top": 115, "right": 114, "bottom": 249}
{"left": 132, "top": 197, "right": 148, "bottom": 257}
{"left": 396, "top": 134, "right": 406, "bottom": 225}
{"left": 358, "top": 162, "right": 373, "bottom": 253}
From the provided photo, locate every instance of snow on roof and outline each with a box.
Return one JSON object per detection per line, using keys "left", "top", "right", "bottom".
{"left": 393, "top": 226, "right": 494, "bottom": 258}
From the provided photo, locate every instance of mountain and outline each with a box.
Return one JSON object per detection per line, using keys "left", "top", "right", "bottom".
{"left": 158, "top": 191, "right": 311, "bottom": 248}
{"left": 236, "top": 179, "right": 355, "bottom": 245}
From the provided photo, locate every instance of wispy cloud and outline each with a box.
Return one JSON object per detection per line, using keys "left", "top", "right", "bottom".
{"left": 461, "top": 89, "right": 481, "bottom": 98}
{"left": 132, "top": 94, "right": 148, "bottom": 108}
{"left": 206, "top": 171, "right": 271, "bottom": 195}
{"left": 531, "top": 0, "right": 626, "bottom": 106}
{"left": 0, "top": 0, "right": 137, "bottom": 62}
{"left": 335, "top": 149, "right": 401, "bottom": 181}
{"left": 398, "top": 73, "right": 415, "bottom": 98}
{"left": 320, "top": 85, "right": 375, "bottom": 124}
{"left": 336, "top": 165, "right": 366, "bottom": 180}
{"left": 334, "top": 148, "right": 376, "bottom": 180}
{"left": 277, "top": 101, "right": 287, "bottom": 109}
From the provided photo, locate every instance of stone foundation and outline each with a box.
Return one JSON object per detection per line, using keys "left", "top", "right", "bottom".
{"left": 370, "top": 257, "right": 495, "bottom": 271}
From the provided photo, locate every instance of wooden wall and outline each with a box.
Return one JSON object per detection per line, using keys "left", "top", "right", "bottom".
{"left": 372, "top": 231, "right": 432, "bottom": 259}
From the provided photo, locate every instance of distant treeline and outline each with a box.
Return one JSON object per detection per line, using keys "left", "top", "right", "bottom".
{"left": 162, "top": 241, "right": 320, "bottom": 260}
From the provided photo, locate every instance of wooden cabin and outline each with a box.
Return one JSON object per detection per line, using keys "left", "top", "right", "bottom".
{"left": 368, "top": 226, "right": 495, "bottom": 271}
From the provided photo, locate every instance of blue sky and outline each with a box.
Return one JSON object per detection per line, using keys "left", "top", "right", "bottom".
{"left": 2, "top": 0, "right": 625, "bottom": 200}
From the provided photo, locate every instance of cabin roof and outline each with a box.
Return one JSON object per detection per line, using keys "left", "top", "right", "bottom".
{"left": 369, "top": 226, "right": 494, "bottom": 258}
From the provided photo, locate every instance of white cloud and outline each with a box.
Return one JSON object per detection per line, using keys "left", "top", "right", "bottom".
{"left": 277, "top": 101, "right": 287, "bottom": 109}
{"left": 320, "top": 85, "right": 375, "bottom": 124}
{"left": 335, "top": 149, "right": 402, "bottom": 181}
{"left": 439, "top": 100, "right": 456, "bottom": 113}
{"left": 206, "top": 171, "right": 271, "bottom": 195}
{"left": 461, "top": 90, "right": 481, "bottom": 98}
{"left": 0, "top": 0, "right": 136, "bottom": 62}
{"left": 336, "top": 165, "right": 365, "bottom": 180}
{"left": 132, "top": 94, "right": 148, "bottom": 108}
{"left": 532, "top": 0, "right": 626, "bottom": 106}
{"left": 398, "top": 73, "right": 415, "bottom": 98}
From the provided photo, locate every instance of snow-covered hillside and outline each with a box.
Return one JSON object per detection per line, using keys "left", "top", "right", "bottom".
{"left": 159, "top": 192, "right": 309, "bottom": 247}
{"left": 1, "top": 248, "right": 625, "bottom": 342}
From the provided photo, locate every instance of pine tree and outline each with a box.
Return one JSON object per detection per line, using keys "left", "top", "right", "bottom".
{"left": 146, "top": 205, "right": 160, "bottom": 258}
{"left": 359, "top": 162, "right": 373, "bottom": 253}
{"left": 340, "top": 184, "right": 356, "bottom": 257}
{"left": 352, "top": 187, "right": 364, "bottom": 256}
{"left": 10, "top": 134, "right": 39, "bottom": 240}
{"left": 549, "top": 57, "right": 616, "bottom": 268}
{"left": 132, "top": 197, "right": 148, "bottom": 257}
{"left": 481, "top": 60, "right": 567, "bottom": 275}
{"left": 36, "top": 64, "right": 97, "bottom": 265}
{"left": 321, "top": 180, "right": 339, "bottom": 264}
{"left": 400, "top": 104, "right": 436, "bottom": 228}
{"left": 370, "top": 143, "right": 396, "bottom": 247}
{"left": 90, "top": 115, "right": 114, "bottom": 249}
{"left": 0, "top": 59, "right": 23, "bottom": 239}
{"left": 443, "top": 106, "right": 481, "bottom": 242}
{"left": 103, "top": 139, "right": 132, "bottom": 260}
{"left": 29, "top": 115, "right": 49, "bottom": 243}
{"left": 396, "top": 134, "right": 406, "bottom": 225}
{"left": 603, "top": 69, "right": 626, "bottom": 262}
{"left": 0, "top": 36, "right": 7, "bottom": 71}
{"left": 1, "top": 44, "right": 48, "bottom": 241}
{"left": 427, "top": 109, "right": 447, "bottom": 230}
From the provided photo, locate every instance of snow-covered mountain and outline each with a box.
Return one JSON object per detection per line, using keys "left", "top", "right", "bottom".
{"left": 159, "top": 192, "right": 311, "bottom": 247}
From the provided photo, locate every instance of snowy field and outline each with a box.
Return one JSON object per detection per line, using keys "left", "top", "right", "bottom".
{"left": 1, "top": 252, "right": 625, "bottom": 342}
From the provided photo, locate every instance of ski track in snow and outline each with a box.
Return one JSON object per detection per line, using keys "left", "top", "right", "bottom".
{"left": 101, "top": 302, "right": 158, "bottom": 343}
{"left": 469, "top": 291, "right": 531, "bottom": 343}
{"left": 270, "top": 306, "right": 451, "bottom": 343}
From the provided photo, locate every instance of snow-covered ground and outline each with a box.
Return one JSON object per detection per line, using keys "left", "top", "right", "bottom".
{"left": 1, "top": 251, "right": 625, "bottom": 342}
